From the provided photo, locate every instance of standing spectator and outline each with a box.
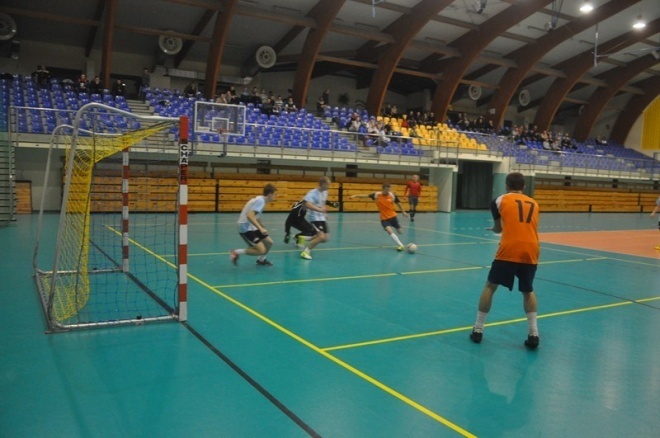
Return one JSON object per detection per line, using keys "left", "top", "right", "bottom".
{"left": 470, "top": 172, "right": 541, "bottom": 349}
{"left": 391, "top": 105, "right": 399, "bottom": 119}
{"left": 139, "top": 67, "right": 150, "bottom": 100}
{"left": 316, "top": 94, "right": 326, "bottom": 116}
{"left": 322, "top": 88, "right": 330, "bottom": 107}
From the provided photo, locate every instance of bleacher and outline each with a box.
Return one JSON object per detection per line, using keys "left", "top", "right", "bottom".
{"left": 2, "top": 74, "right": 657, "bottom": 174}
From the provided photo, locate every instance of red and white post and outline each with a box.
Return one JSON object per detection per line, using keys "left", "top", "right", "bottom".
{"left": 121, "top": 147, "right": 130, "bottom": 273}
{"left": 177, "top": 116, "right": 189, "bottom": 321}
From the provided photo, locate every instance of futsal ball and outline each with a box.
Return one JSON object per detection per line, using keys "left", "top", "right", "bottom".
{"left": 406, "top": 243, "right": 417, "bottom": 254}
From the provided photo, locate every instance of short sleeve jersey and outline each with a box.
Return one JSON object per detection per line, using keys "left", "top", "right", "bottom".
{"left": 304, "top": 188, "right": 328, "bottom": 222}
{"left": 405, "top": 180, "right": 422, "bottom": 197}
{"left": 368, "top": 191, "right": 400, "bottom": 221}
{"left": 491, "top": 192, "right": 540, "bottom": 265}
{"left": 238, "top": 195, "right": 266, "bottom": 233}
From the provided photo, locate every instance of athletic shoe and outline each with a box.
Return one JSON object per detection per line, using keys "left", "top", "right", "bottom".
{"left": 524, "top": 335, "right": 539, "bottom": 349}
{"left": 256, "top": 259, "right": 274, "bottom": 266}
{"left": 283, "top": 233, "right": 290, "bottom": 244}
{"left": 397, "top": 245, "right": 405, "bottom": 251}
{"left": 230, "top": 250, "right": 239, "bottom": 266}
{"left": 300, "top": 251, "right": 312, "bottom": 260}
{"left": 470, "top": 329, "right": 483, "bottom": 344}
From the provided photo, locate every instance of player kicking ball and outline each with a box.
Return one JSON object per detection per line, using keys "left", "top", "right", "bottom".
{"left": 350, "top": 183, "right": 408, "bottom": 251}
{"left": 230, "top": 184, "right": 277, "bottom": 266}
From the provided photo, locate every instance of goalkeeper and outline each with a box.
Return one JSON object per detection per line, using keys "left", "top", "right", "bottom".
{"left": 283, "top": 176, "right": 339, "bottom": 260}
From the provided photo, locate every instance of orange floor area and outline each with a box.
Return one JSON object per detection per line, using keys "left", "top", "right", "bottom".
{"left": 540, "top": 229, "right": 660, "bottom": 259}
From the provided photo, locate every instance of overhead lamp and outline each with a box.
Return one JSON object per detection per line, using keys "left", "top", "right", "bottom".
{"left": 633, "top": 15, "right": 646, "bottom": 29}
{"left": 579, "top": 1, "right": 594, "bottom": 13}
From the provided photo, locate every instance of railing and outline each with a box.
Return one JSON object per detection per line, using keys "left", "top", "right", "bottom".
{"left": 8, "top": 105, "right": 658, "bottom": 179}
{"left": 0, "top": 95, "right": 14, "bottom": 224}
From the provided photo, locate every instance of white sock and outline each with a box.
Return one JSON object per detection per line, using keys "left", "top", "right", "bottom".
{"left": 235, "top": 249, "right": 246, "bottom": 255}
{"left": 526, "top": 312, "right": 538, "bottom": 336}
{"left": 474, "top": 311, "right": 488, "bottom": 331}
{"left": 303, "top": 247, "right": 310, "bottom": 253}
{"left": 389, "top": 233, "right": 403, "bottom": 246}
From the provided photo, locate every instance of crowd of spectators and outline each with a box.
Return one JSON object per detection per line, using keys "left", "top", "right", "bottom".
{"left": 513, "top": 125, "right": 578, "bottom": 151}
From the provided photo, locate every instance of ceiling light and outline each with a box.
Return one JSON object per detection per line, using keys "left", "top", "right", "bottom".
{"left": 579, "top": 2, "right": 594, "bottom": 13}
{"left": 633, "top": 15, "right": 646, "bottom": 29}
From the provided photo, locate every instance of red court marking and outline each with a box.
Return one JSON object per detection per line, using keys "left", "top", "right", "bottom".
{"left": 539, "top": 230, "right": 660, "bottom": 259}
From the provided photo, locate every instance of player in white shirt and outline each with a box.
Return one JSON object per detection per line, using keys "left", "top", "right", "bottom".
{"left": 299, "top": 177, "right": 339, "bottom": 260}
{"left": 230, "top": 184, "right": 277, "bottom": 266}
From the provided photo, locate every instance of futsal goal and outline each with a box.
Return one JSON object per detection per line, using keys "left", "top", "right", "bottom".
{"left": 33, "top": 103, "right": 189, "bottom": 331}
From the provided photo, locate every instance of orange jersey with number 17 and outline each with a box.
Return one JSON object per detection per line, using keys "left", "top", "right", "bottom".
{"left": 492, "top": 192, "right": 540, "bottom": 265}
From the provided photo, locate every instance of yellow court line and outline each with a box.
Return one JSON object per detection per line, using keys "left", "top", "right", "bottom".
{"left": 190, "top": 274, "right": 476, "bottom": 437}
{"left": 322, "top": 296, "right": 660, "bottom": 352}
{"left": 217, "top": 256, "right": 608, "bottom": 289}
{"left": 108, "top": 229, "right": 476, "bottom": 436}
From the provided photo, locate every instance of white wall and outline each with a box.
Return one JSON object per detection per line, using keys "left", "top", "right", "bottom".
{"left": 15, "top": 148, "right": 64, "bottom": 212}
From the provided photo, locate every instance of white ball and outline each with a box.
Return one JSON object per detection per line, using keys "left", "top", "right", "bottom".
{"left": 406, "top": 243, "right": 417, "bottom": 254}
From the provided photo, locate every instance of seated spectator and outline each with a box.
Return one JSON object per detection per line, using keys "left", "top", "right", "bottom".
{"left": 383, "top": 103, "right": 392, "bottom": 117}
{"left": 89, "top": 76, "right": 103, "bottom": 95}
{"left": 215, "top": 92, "right": 229, "bottom": 104}
{"left": 347, "top": 113, "right": 362, "bottom": 132}
{"left": 77, "top": 73, "right": 89, "bottom": 94}
{"left": 284, "top": 97, "right": 297, "bottom": 112}
{"left": 184, "top": 82, "right": 198, "bottom": 97}
{"left": 34, "top": 65, "right": 50, "bottom": 89}
{"left": 274, "top": 95, "right": 284, "bottom": 113}
{"left": 425, "top": 112, "right": 435, "bottom": 127}
{"left": 111, "top": 79, "right": 126, "bottom": 97}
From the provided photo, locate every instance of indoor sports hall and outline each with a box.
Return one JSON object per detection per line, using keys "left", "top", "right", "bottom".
{"left": 1, "top": 0, "right": 659, "bottom": 437}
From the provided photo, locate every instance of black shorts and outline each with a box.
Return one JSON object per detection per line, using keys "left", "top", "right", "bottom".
{"left": 287, "top": 217, "right": 317, "bottom": 236}
{"left": 381, "top": 217, "right": 401, "bottom": 230}
{"left": 408, "top": 195, "right": 419, "bottom": 208}
{"left": 311, "top": 221, "right": 328, "bottom": 234}
{"left": 487, "top": 259, "right": 537, "bottom": 293}
{"left": 240, "top": 230, "right": 269, "bottom": 246}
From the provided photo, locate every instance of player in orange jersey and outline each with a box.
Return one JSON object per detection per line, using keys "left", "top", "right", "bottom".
{"left": 403, "top": 174, "right": 422, "bottom": 222}
{"left": 470, "top": 172, "right": 541, "bottom": 349}
{"left": 350, "top": 183, "right": 409, "bottom": 251}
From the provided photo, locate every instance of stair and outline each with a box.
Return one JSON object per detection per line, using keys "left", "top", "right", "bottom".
{"left": 126, "top": 99, "right": 152, "bottom": 116}
{"left": 0, "top": 134, "right": 16, "bottom": 224}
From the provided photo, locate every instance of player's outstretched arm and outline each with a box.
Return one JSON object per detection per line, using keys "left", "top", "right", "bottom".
{"left": 350, "top": 194, "right": 369, "bottom": 199}
{"left": 650, "top": 206, "right": 659, "bottom": 218}
{"left": 397, "top": 202, "right": 409, "bottom": 217}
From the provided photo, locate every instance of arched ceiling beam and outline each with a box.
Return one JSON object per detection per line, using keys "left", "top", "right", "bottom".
{"left": 84, "top": 0, "right": 106, "bottom": 58}
{"left": 533, "top": 18, "right": 660, "bottom": 131}
{"left": 427, "top": 0, "right": 553, "bottom": 123}
{"left": 175, "top": 9, "right": 217, "bottom": 68}
{"left": 360, "top": 0, "right": 454, "bottom": 116}
{"left": 610, "top": 77, "right": 660, "bottom": 144}
{"left": 292, "top": 0, "right": 347, "bottom": 109}
{"left": 486, "top": 0, "right": 637, "bottom": 129}
{"left": 101, "top": 0, "right": 117, "bottom": 89}
{"left": 204, "top": 0, "right": 239, "bottom": 99}
{"left": 572, "top": 55, "right": 659, "bottom": 141}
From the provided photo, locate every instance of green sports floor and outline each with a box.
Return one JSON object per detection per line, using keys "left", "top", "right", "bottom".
{"left": 2, "top": 211, "right": 659, "bottom": 437}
